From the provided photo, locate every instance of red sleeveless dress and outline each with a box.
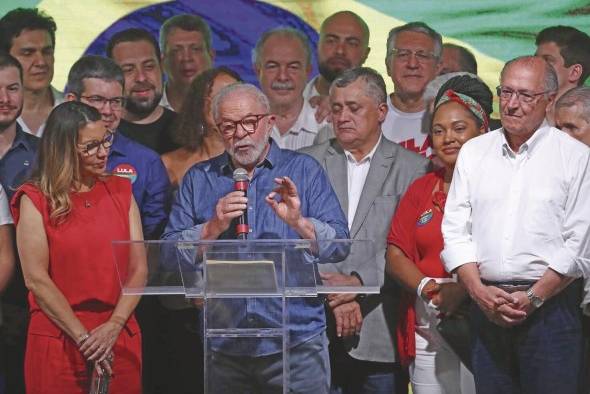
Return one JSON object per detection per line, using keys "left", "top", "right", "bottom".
{"left": 11, "top": 176, "right": 142, "bottom": 394}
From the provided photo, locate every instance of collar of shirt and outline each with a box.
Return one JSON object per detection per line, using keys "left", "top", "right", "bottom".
{"left": 271, "top": 98, "right": 326, "bottom": 139}
{"left": 17, "top": 86, "right": 64, "bottom": 137}
{"left": 109, "top": 131, "right": 131, "bottom": 158}
{"left": 302, "top": 76, "right": 320, "bottom": 102}
{"left": 344, "top": 134, "right": 382, "bottom": 165}
{"left": 501, "top": 120, "right": 550, "bottom": 158}
{"left": 159, "top": 86, "right": 174, "bottom": 112}
{"left": 51, "top": 86, "right": 65, "bottom": 105}
{"left": 293, "top": 98, "right": 326, "bottom": 136}
{"left": 11, "top": 123, "right": 37, "bottom": 153}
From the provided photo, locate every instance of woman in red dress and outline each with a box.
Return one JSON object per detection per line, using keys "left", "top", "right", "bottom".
{"left": 11, "top": 101, "right": 147, "bottom": 394}
{"left": 386, "top": 75, "right": 493, "bottom": 394}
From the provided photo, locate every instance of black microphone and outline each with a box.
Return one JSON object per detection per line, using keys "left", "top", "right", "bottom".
{"left": 233, "top": 168, "right": 249, "bottom": 239}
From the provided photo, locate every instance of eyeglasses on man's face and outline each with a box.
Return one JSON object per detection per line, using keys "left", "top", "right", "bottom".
{"left": 389, "top": 48, "right": 437, "bottom": 63}
{"left": 80, "top": 95, "right": 126, "bottom": 110}
{"left": 217, "top": 114, "right": 270, "bottom": 138}
{"left": 78, "top": 131, "right": 114, "bottom": 156}
{"left": 496, "top": 86, "right": 550, "bottom": 104}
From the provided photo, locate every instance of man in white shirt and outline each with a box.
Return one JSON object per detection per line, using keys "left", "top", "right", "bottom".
{"left": 383, "top": 22, "right": 442, "bottom": 157}
{"left": 254, "top": 27, "right": 331, "bottom": 150}
{"left": 0, "top": 8, "right": 63, "bottom": 137}
{"left": 304, "top": 11, "right": 370, "bottom": 123}
{"left": 441, "top": 56, "right": 590, "bottom": 394}
{"left": 302, "top": 67, "right": 429, "bottom": 393}
{"left": 159, "top": 14, "right": 215, "bottom": 112}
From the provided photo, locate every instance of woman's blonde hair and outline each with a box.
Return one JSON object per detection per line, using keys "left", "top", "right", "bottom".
{"left": 31, "top": 101, "right": 102, "bottom": 223}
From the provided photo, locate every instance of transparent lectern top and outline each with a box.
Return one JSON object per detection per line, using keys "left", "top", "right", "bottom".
{"left": 112, "top": 239, "right": 380, "bottom": 298}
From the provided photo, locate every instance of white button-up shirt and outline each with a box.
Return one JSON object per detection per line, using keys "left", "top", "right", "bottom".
{"left": 270, "top": 98, "right": 332, "bottom": 151}
{"left": 441, "top": 125, "right": 590, "bottom": 281}
{"left": 302, "top": 75, "right": 320, "bottom": 103}
{"left": 344, "top": 136, "right": 381, "bottom": 229}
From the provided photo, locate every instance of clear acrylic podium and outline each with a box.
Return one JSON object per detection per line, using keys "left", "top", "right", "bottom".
{"left": 113, "top": 239, "right": 379, "bottom": 393}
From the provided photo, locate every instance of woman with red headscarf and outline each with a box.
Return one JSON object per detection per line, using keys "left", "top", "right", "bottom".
{"left": 386, "top": 74, "right": 493, "bottom": 394}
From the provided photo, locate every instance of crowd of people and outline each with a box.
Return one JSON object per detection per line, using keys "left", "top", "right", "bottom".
{"left": 0, "top": 6, "right": 589, "bottom": 394}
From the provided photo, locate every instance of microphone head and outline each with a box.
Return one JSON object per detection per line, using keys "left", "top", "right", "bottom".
{"left": 233, "top": 167, "right": 249, "bottom": 182}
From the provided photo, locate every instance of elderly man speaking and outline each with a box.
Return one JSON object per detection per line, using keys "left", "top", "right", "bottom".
{"left": 162, "top": 82, "right": 348, "bottom": 393}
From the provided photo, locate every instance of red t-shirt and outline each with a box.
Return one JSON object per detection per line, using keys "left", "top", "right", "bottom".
{"left": 387, "top": 170, "right": 450, "bottom": 366}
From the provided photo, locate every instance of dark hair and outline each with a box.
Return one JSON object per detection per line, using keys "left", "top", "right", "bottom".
{"left": 0, "top": 8, "right": 57, "bottom": 52}
{"left": 66, "top": 55, "right": 125, "bottom": 97}
{"left": 443, "top": 43, "right": 478, "bottom": 75}
{"left": 433, "top": 74, "right": 493, "bottom": 129}
{"left": 536, "top": 25, "right": 590, "bottom": 86}
{"left": 172, "top": 67, "right": 242, "bottom": 149}
{"left": 0, "top": 51, "right": 23, "bottom": 81}
{"left": 32, "top": 101, "right": 102, "bottom": 222}
{"left": 106, "top": 28, "right": 161, "bottom": 60}
{"left": 331, "top": 67, "right": 387, "bottom": 105}
{"left": 160, "top": 14, "right": 213, "bottom": 53}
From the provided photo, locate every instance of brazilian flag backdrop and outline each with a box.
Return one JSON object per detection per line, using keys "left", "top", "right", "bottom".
{"left": 2, "top": 1, "right": 589, "bottom": 99}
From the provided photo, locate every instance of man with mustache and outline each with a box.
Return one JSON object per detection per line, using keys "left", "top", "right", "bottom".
{"left": 383, "top": 22, "right": 442, "bottom": 157}
{"left": 159, "top": 14, "right": 214, "bottom": 112}
{"left": 442, "top": 56, "right": 590, "bottom": 394}
{"left": 107, "top": 28, "right": 178, "bottom": 154}
{"left": 0, "top": 7, "right": 63, "bottom": 137}
{"left": 254, "top": 27, "right": 331, "bottom": 150}
{"left": 305, "top": 11, "right": 371, "bottom": 123}
{"left": 0, "top": 52, "right": 39, "bottom": 394}
{"left": 163, "top": 83, "right": 348, "bottom": 393}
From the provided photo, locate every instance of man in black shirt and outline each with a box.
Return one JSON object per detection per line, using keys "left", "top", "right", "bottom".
{"left": 106, "top": 28, "right": 178, "bottom": 154}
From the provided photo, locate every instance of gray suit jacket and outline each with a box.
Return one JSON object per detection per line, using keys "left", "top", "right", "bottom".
{"left": 300, "top": 137, "right": 430, "bottom": 362}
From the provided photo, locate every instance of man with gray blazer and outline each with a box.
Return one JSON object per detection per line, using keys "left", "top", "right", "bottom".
{"left": 300, "top": 67, "right": 430, "bottom": 393}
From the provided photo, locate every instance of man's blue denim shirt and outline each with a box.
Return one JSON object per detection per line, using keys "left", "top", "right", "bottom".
{"left": 162, "top": 140, "right": 349, "bottom": 355}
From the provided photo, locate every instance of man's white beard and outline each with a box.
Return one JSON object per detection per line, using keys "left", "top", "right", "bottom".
{"left": 228, "top": 130, "right": 270, "bottom": 167}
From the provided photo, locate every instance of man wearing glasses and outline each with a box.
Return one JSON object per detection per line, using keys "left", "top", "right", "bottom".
{"left": 65, "top": 55, "right": 170, "bottom": 240}
{"left": 383, "top": 22, "right": 442, "bottom": 157}
{"left": 163, "top": 83, "right": 348, "bottom": 393}
{"left": 442, "top": 56, "right": 590, "bottom": 394}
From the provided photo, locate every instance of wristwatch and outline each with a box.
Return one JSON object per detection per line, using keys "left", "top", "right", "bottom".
{"left": 526, "top": 287, "right": 545, "bottom": 309}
